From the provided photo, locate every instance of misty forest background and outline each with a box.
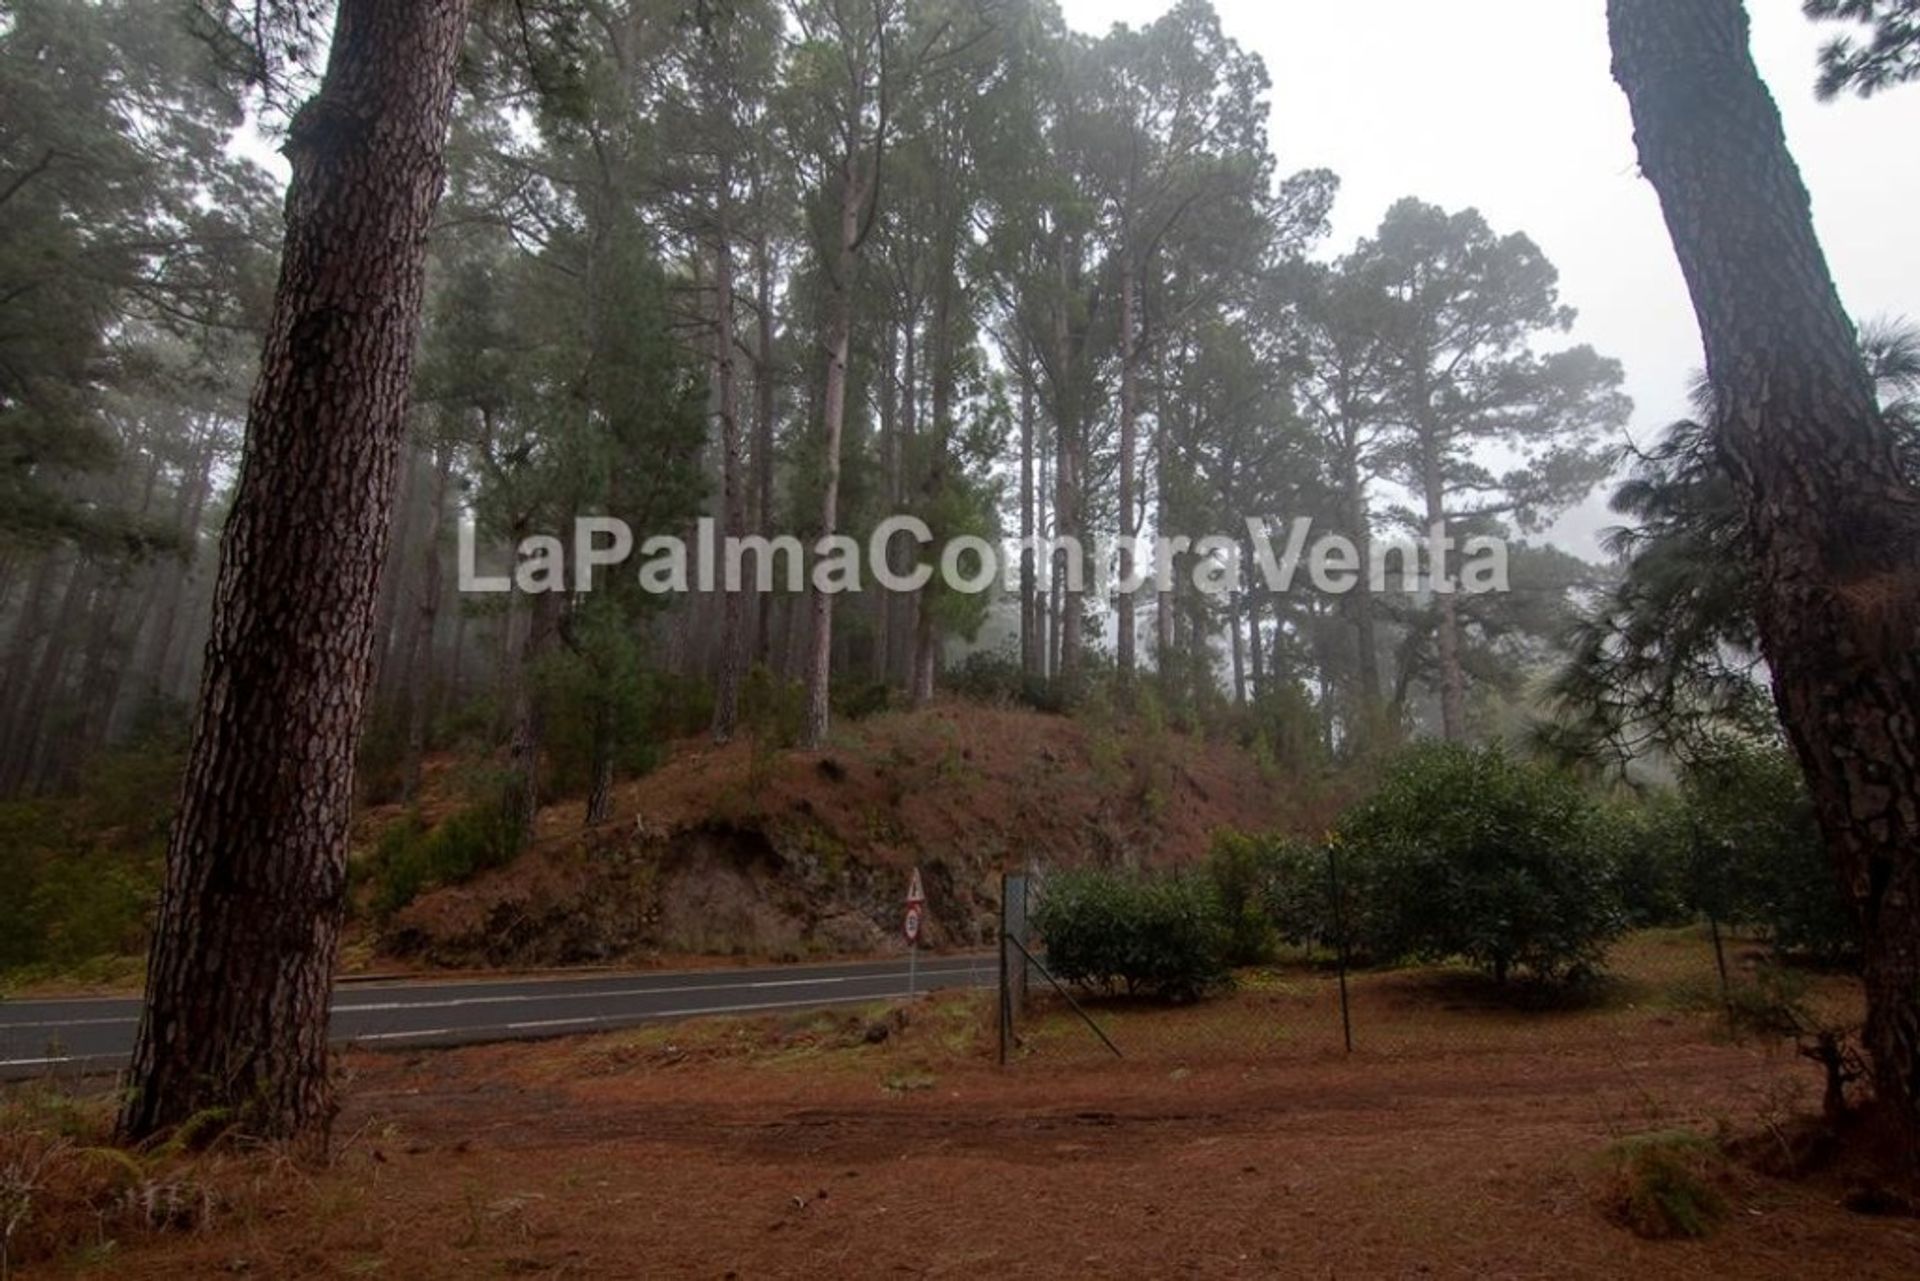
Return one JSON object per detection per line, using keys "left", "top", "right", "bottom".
{"left": 2, "top": 0, "right": 1913, "bottom": 974}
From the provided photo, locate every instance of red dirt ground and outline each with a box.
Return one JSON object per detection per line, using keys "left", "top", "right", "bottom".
{"left": 16, "top": 993, "right": 1918, "bottom": 1279}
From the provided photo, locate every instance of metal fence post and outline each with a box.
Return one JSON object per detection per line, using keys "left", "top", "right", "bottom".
{"left": 1327, "top": 842, "right": 1354, "bottom": 1054}
{"left": 1708, "top": 911, "right": 1735, "bottom": 1036}
{"left": 998, "top": 872, "right": 1012, "bottom": 1067}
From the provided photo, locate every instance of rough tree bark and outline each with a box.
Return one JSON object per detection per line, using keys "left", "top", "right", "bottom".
{"left": 119, "top": 0, "right": 471, "bottom": 1147}
{"left": 1611, "top": 0, "right": 1920, "bottom": 1151}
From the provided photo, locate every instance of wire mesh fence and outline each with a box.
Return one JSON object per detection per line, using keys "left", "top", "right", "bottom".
{"left": 995, "top": 860, "right": 1866, "bottom": 1073}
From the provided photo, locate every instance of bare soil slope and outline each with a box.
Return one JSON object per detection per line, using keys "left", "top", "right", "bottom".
{"left": 369, "top": 703, "right": 1316, "bottom": 968}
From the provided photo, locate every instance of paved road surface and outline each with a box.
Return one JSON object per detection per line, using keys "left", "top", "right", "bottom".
{"left": 0, "top": 954, "right": 995, "bottom": 1079}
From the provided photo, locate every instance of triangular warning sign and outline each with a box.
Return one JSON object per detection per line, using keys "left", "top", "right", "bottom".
{"left": 906, "top": 867, "right": 926, "bottom": 905}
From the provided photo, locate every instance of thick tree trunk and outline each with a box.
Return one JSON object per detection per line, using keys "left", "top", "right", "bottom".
{"left": 1612, "top": 0, "right": 1920, "bottom": 1152}
{"left": 711, "top": 224, "right": 748, "bottom": 743}
{"left": 120, "top": 0, "right": 470, "bottom": 1148}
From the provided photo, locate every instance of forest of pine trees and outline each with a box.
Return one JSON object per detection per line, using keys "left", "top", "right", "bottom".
{"left": 4, "top": 0, "right": 1920, "bottom": 1171}
{"left": 0, "top": 0, "right": 1636, "bottom": 811}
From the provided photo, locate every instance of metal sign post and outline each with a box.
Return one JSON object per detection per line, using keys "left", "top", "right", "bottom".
{"left": 903, "top": 867, "right": 926, "bottom": 997}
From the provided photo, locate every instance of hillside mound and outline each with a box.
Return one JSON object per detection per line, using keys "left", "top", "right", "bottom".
{"left": 370, "top": 702, "right": 1313, "bottom": 968}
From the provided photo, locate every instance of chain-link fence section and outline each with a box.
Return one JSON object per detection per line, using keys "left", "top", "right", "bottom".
{"left": 996, "top": 854, "right": 1865, "bottom": 1074}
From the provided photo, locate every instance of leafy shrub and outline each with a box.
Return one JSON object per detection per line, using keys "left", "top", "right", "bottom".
{"left": 1596, "top": 793, "right": 1691, "bottom": 929}
{"left": 1336, "top": 743, "right": 1625, "bottom": 985}
{"left": 363, "top": 792, "right": 523, "bottom": 919}
{"left": 832, "top": 678, "right": 892, "bottom": 723}
{"left": 536, "top": 638, "right": 664, "bottom": 797}
{"left": 740, "top": 664, "right": 805, "bottom": 747}
{"left": 1031, "top": 868, "right": 1230, "bottom": 1002}
{"left": 0, "top": 740, "right": 177, "bottom": 976}
{"left": 1204, "top": 831, "right": 1344, "bottom": 962}
{"left": 1204, "top": 833, "right": 1276, "bottom": 966}
{"left": 1682, "top": 739, "right": 1856, "bottom": 965}
{"left": 948, "top": 647, "right": 1069, "bottom": 714}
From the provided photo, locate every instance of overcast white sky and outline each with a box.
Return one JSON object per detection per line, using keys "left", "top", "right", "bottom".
{"left": 1060, "top": 0, "right": 1920, "bottom": 556}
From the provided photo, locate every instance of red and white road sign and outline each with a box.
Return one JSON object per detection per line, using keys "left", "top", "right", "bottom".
{"left": 903, "top": 868, "right": 926, "bottom": 943}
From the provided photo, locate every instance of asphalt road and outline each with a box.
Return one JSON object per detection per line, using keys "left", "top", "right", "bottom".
{"left": 0, "top": 953, "right": 995, "bottom": 1079}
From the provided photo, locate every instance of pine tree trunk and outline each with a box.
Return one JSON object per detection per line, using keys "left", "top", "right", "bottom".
{"left": 129, "top": 424, "right": 217, "bottom": 733}
{"left": 892, "top": 321, "right": 918, "bottom": 688}
{"left": 1612, "top": 0, "right": 1920, "bottom": 1152}
{"left": 711, "top": 223, "right": 747, "bottom": 743}
{"left": 3, "top": 556, "right": 91, "bottom": 795}
{"left": 1345, "top": 454, "right": 1383, "bottom": 719}
{"left": 586, "top": 700, "right": 616, "bottom": 828}
{"left": 401, "top": 440, "right": 453, "bottom": 802}
{"left": 1243, "top": 532, "right": 1266, "bottom": 703}
{"left": 507, "top": 588, "right": 559, "bottom": 844}
{"left": 0, "top": 549, "right": 61, "bottom": 778}
{"left": 1019, "top": 350, "right": 1039, "bottom": 680}
{"left": 1229, "top": 595, "right": 1247, "bottom": 707}
{"left": 1052, "top": 246, "right": 1083, "bottom": 694}
{"left": 912, "top": 256, "right": 957, "bottom": 709}
{"left": 803, "top": 169, "right": 862, "bottom": 750}
{"left": 119, "top": 0, "right": 470, "bottom": 1148}
{"left": 752, "top": 239, "right": 778, "bottom": 667}
{"left": 1419, "top": 430, "right": 1467, "bottom": 741}
{"left": 1116, "top": 256, "right": 1139, "bottom": 689}
{"left": 875, "top": 321, "right": 899, "bottom": 684}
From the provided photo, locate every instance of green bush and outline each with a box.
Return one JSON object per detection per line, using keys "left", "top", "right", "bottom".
{"left": 1204, "top": 831, "right": 1343, "bottom": 963}
{"left": 1336, "top": 743, "right": 1625, "bottom": 985}
{"left": 1204, "top": 833, "right": 1276, "bottom": 966}
{"left": 363, "top": 793, "right": 524, "bottom": 919}
{"left": 1031, "top": 868, "right": 1230, "bottom": 1002}
{"left": 1681, "top": 739, "right": 1856, "bottom": 965}
{"left": 1596, "top": 793, "right": 1691, "bottom": 929}
{"left": 740, "top": 664, "right": 806, "bottom": 747}
{"left": 831, "top": 678, "right": 893, "bottom": 723}
{"left": 948, "top": 648, "right": 1069, "bottom": 714}
{"left": 0, "top": 739, "right": 177, "bottom": 977}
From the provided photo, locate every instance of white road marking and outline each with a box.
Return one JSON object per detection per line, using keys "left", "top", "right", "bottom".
{"left": 331, "top": 964, "right": 982, "bottom": 1015}
{"left": 339, "top": 990, "right": 939, "bottom": 1044}
{"left": 0, "top": 962, "right": 989, "bottom": 1067}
